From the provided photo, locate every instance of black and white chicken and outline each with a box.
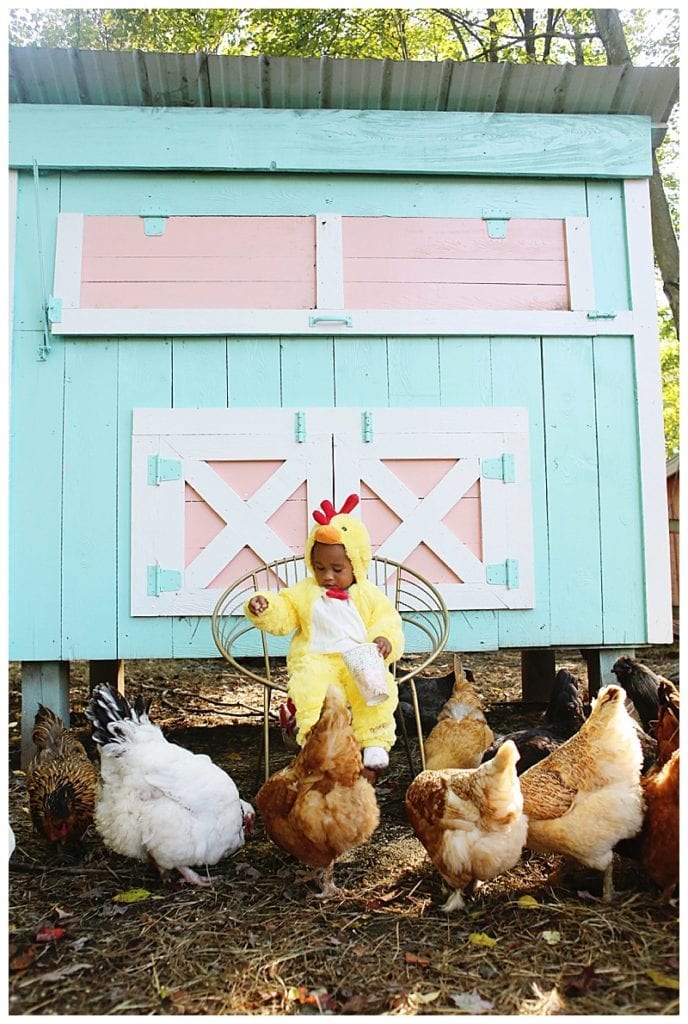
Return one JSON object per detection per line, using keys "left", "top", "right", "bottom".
{"left": 86, "top": 685, "right": 254, "bottom": 886}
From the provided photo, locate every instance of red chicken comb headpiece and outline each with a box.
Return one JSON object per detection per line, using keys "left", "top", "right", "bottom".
{"left": 312, "top": 493, "right": 360, "bottom": 525}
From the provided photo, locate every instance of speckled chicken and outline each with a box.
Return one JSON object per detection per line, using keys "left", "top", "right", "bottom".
{"left": 423, "top": 661, "right": 494, "bottom": 770}
{"left": 86, "top": 685, "right": 254, "bottom": 886}
{"left": 25, "top": 705, "right": 98, "bottom": 846}
{"left": 519, "top": 685, "right": 645, "bottom": 900}
{"left": 405, "top": 740, "right": 527, "bottom": 912}
{"left": 256, "top": 685, "right": 380, "bottom": 895}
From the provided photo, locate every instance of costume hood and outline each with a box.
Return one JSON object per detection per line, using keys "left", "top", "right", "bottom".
{"left": 305, "top": 494, "right": 371, "bottom": 585}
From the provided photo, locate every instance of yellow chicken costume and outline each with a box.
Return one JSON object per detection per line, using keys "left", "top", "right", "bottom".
{"left": 244, "top": 495, "right": 404, "bottom": 760}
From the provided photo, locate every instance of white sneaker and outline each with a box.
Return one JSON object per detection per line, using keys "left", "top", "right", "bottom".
{"left": 363, "top": 746, "right": 389, "bottom": 771}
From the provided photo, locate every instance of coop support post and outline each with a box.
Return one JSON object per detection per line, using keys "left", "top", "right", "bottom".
{"left": 88, "top": 660, "right": 125, "bottom": 695}
{"left": 20, "top": 661, "right": 70, "bottom": 769}
{"left": 581, "top": 648, "right": 635, "bottom": 698}
{"left": 520, "top": 649, "right": 556, "bottom": 703}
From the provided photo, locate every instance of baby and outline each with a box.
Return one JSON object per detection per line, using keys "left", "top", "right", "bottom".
{"left": 245, "top": 494, "right": 404, "bottom": 771}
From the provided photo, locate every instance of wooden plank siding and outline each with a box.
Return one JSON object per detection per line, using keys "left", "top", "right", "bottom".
{"left": 9, "top": 106, "right": 653, "bottom": 178}
{"left": 8, "top": 161, "right": 667, "bottom": 662}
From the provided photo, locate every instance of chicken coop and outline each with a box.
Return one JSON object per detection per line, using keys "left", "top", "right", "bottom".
{"left": 9, "top": 47, "right": 678, "bottom": 761}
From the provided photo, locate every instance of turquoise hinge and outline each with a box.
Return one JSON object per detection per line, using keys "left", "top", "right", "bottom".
{"left": 147, "top": 455, "right": 182, "bottom": 485}
{"left": 294, "top": 411, "right": 307, "bottom": 443}
{"left": 482, "top": 453, "right": 515, "bottom": 483}
{"left": 142, "top": 216, "right": 167, "bottom": 236}
{"left": 147, "top": 564, "right": 182, "bottom": 597}
{"left": 482, "top": 207, "right": 511, "bottom": 239}
{"left": 586, "top": 310, "right": 617, "bottom": 320}
{"left": 361, "top": 410, "right": 373, "bottom": 443}
{"left": 486, "top": 559, "right": 520, "bottom": 589}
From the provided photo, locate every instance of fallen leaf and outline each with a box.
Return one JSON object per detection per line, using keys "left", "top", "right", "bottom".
{"left": 35, "top": 925, "right": 66, "bottom": 943}
{"left": 646, "top": 969, "right": 679, "bottom": 990}
{"left": 227, "top": 752, "right": 242, "bottom": 761}
{"left": 517, "top": 895, "right": 540, "bottom": 908}
{"left": 9, "top": 946, "right": 37, "bottom": 972}
{"left": 411, "top": 991, "right": 440, "bottom": 1005}
{"left": 541, "top": 930, "right": 561, "bottom": 945}
{"left": 450, "top": 990, "right": 494, "bottom": 1013}
{"left": 562, "top": 964, "right": 601, "bottom": 996}
{"left": 16, "top": 962, "right": 92, "bottom": 987}
{"left": 468, "top": 932, "right": 498, "bottom": 948}
{"left": 112, "top": 887, "right": 151, "bottom": 904}
{"left": 404, "top": 951, "right": 431, "bottom": 967}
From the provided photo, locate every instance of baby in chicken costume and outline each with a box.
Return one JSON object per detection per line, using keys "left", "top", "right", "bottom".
{"left": 245, "top": 494, "right": 404, "bottom": 771}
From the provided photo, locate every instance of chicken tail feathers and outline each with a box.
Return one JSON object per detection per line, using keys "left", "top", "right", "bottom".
{"left": 31, "top": 705, "right": 69, "bottom": 754}
{"left": 85, "top": 684, "right": 150, "bottom": 748}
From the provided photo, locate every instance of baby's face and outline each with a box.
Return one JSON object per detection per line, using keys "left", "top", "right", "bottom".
{"left": 311, "top": 542, "right": 355, "bottom": 590}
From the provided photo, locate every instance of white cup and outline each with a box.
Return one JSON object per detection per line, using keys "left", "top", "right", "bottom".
{"left": 342, "top": 643, "right": 390, "bottom": 706}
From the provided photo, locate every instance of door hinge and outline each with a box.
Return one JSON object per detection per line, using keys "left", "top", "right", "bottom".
{"left": 486, "top": 559, "right": 520, "bottom": 589}
{"left": 482, "top": 453, "right": 515, "bottom": 482}
{"left": 294, "top": 411, "right": 307, "bottom": 443}
{"left": 147, "top": 455, "right": 182, "bottom": 485}
{"left": 147, "top": 564, "right": 182, "bottom": 597}
{"left": 142, "top": 216, "right": 167, "bottom": 236}
{"left": 361, "top": 410, "right": 374, "bottom": 443}
{"left": 482, "top": 208, "right": 511, "bottom": 239}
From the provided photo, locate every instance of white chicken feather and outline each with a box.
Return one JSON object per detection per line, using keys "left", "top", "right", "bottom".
{"left": 86, "top": 685, "right": 254, "bottom": 885}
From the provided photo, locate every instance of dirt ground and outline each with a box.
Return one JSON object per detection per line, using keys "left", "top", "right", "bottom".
{"left": 7, "top": 644, "right": 680, "bottom": 1016}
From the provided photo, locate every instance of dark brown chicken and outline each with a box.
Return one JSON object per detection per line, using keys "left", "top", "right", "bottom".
{"left": 611, "top": 656, "right": 676, "bottom": 733}
{"left": 26, "top": 705, "right": 98, "bottom": 845}
{"left": 481, "top": 668, "right": 586, "bottom": 773}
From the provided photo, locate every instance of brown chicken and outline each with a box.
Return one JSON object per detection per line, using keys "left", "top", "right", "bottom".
{"left": 405, "top": 740, "right": 527, "bottom": 911}
{"left": 654, "top": 679, "right": 679, "bottom": 766}
{"left": 256, "top": 685, "right": 379, "bottom": 895}
{"left": 423, "top": 661, "right": 494, "bottom": 770}
{"left": 615, "top": 678, "right": 679, "bottom": 901}
{"left": 519, "top": 685, "right": 645, "bottom": 901}
{"left": 616, "top": 750, "right": 679, "bottom": 902}
{"left": 25, "top": 705, "right": 98, "bottom": 846}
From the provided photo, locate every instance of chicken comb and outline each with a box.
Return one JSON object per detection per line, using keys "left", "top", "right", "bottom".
{"left": 312, "top": 493, "right": 360, "bottom": 524}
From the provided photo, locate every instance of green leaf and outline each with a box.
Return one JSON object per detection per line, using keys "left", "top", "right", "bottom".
{"left": 112, "top": 887, "right": 151, "bottom": 904}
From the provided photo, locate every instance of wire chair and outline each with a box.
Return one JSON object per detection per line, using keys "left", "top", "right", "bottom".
{"left": 211, "top": 554, "right": 450, "bottom": 781}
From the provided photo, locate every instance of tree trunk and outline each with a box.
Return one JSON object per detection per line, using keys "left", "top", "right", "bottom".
{"left": 594, "top": 9, "right": 679, "bottom": 336}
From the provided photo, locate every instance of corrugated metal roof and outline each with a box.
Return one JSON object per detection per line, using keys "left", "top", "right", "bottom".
{"left": 9, "top": 45, "right": 679, "bottom": 146}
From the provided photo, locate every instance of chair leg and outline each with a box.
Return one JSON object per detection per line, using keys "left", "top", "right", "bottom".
{"left": 395, "top": 706, "right": 416, "bottom": 777}
{"left": 261, "top": 685, "right": 272, "bottom": 783}
{"left": 408, "top": 680, "right": 426, "bottom": 773}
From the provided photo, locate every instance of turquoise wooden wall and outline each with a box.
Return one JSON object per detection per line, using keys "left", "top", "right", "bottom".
{"left": 9, "top": 103, "right": 652, "bottom": 662}
{"left": 9, "top": 164, "right": 647, "bottom": 662}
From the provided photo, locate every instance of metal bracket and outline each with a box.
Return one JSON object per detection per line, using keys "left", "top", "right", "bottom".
{"left": 143, "top": 216, "right": 167, "bottom": 236}
{"left": 482, "top": 208, "right": 511, "bottom": 239}
{"left": 308, "top": 315, "right": 353, "bottom": 327}
{"left": 147, "top": 455, "right": 182, "bottom": 485}
{"left": 294, "top": 411, "right": 307, "bottom": 443}
{"left": 147, "top": 564, "right": 182, "bottom": 597}
{"left": 482, "top": 453, "right": 515, "bottom": 483}
{"left": 361, "top": 410, "right": 374, "bottom": 443}
{"left": 486, "top": 559, "right": 520, "bottom": 589}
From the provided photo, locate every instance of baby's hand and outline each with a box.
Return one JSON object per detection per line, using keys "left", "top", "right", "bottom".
{"left": 373, "top": 636, "right": 392, "bottom": 659}
{"left": 248, "top": 595, "right": 269, "bottom": 615}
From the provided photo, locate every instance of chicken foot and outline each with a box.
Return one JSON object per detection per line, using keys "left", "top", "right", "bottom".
{"left": 157, "top": 863, "right": 213, "bottom": 887}
{"left": 314, "top": 864, "right": 341, "bottom": 899}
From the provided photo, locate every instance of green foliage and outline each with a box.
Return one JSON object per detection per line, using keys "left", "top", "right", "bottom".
{"left": 659, "top": 306, "right": 679, "bottom": 457}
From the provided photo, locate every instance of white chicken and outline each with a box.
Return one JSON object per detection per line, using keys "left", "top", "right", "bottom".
{"left": 86, "top": 685, "right": 254, "bottom": 886}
